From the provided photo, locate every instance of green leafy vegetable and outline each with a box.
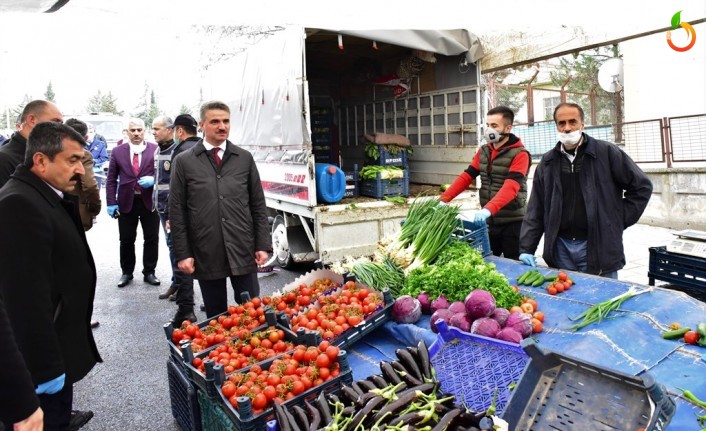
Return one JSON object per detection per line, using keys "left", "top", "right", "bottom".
{"left": 359, "top": 165, "right": 404, "bottom": 180}
{"left": 384, "top": 196, "right": 407, "bottom": 205}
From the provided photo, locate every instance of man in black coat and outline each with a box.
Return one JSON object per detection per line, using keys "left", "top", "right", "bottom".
{"left": 519, "top": 103, "right": 653, "bottom": 278}
{"left": 0, "top": 100, "right": 63, "bottom": 188}
{"left": 0, "top": 122, "right": 102, "bottom": 430}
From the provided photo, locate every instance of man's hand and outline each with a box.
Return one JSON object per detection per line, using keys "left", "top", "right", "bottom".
{"left": 519, "top": 253, "right": 537, "bottom": 267}
{"left": 165, "top": 220, "right": 170, "bottom": 232}
{"left": 255, "top": 251, "right": 269, "bottom": 266}
{"left": 178, "top": 258, "right": 195, "bottom": 274}
{"left": 14, "top": 407, "right": 43, "bottom": 431}
{"left": 137, "top": 176, "right": 155, "bottom": 188}
{"left": 107, "top": 205, "right": 120, "bottom": 218}
{"left": 474, "top": 208, "right": 491, "bottom": 224}
{"left": 36, "top": 373, "right": 64, "bottom": 395}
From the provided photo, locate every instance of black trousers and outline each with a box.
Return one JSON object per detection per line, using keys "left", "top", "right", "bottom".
{"left": 488, "top": 220, "right": 522, "bottom": 260}
{"left": 118, "top": 196, "right": 160, "bottom": 275}
{"left": 1, "top": 384, "right": 72, "bottom": 431}
{"left": 198, "top": 273, "right": 260, "bottom": 318}
{"left": 159, "top": 213, "right": 194, "bottom": 309}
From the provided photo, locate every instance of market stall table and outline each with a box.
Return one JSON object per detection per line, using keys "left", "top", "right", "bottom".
{"left": 343, "top": 256, "right": 706, "bottom": 430}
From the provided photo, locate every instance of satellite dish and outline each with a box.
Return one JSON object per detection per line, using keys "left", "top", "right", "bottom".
{"left": 598, "top": 58, "right": 624, "bottom": 93}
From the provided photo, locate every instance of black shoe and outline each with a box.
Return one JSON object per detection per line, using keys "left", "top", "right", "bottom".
{"left": 200, "top": 304, "right": 206, "bottom": 312}
{"left": 172, "top": 309, "right": 197, "bottom": 325}
{"left": 117, "top": 274, "right": 133, "bottom": 287}
{"left": 69, "top": 410, "right": 94, "bottom": 431}
{"left": 144, "top": 273, "right": 161, "bottom": 286}
{"left": 158, "top": 285, "right": 177, "bottom": 299}
{"left": 90, "top": 320, "right": 100, "bottom": 329}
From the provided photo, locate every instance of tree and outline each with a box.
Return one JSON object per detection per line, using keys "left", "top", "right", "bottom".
{"left": 10, "top": 94, "right": 33, "bottom": 125}
{"left": 196, "top": 25, "right": 285, "bottom": 68}
{"left": 549, "top": 45, "right": 622, "bottom": 125}
{"left": 483, "top": 70, "right": 527, "bottom": 114}
{"left": 134, "top": 84, "right": 160, "bottom": 126}
{"left": 179, "top": 104, "right": 192, "bottom": 115}
{"left": 44, "top": 81, "right": 56, "bottom": 102}
{"left": 86, "top": 90, "right": 122, "bottom": 114}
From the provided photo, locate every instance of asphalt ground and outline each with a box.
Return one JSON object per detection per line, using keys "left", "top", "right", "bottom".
{"left": 73, "top": 198, "right": 311, "bottom": 431}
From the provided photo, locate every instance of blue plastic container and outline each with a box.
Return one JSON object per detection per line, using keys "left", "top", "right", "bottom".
{"left": 315, "top": 163, "right": 346, "bottom": 204}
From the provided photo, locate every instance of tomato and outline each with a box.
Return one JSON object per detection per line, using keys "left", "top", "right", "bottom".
{"left": 509, "top": 306, "right": 523, "bottom": 314}
{"left": 298, "top": 295, "right": 311, "bottom": 306}
{"left": 347, "top": 315, "right": 362, "bottom": 326}
{"left": 520, "top": 303, "right": 534, "bottom": 314}
{"left": 252, "top": 393, "right": 268, "bottom": 410}
{"left": 263, "top": 385, "right": 277, "bottom": 401}
{"left": 325, "top": 345, "right": 339, "bottom": 361}
{"left": 315, "top": 353, "right": 331, "bottom": 369}
{"left": 292, "top": 348, "right": 305, "bottom": 362}
{"left": 185, "top": 325, "right": 198, "bottom": 338}
{"left": 546, "top": 286, "right": 557, "bottom": 295}
{"left": 250, "top": 337, "right": 261, "bottom": 348}
{"left": 563, "top": 281, "right": 572, "bottom": 290}
{"left": 269, "top": 331, "right": 280, "bottom": 343}
{"left": 300, "top": 376, "right": 313, "bottom": 390}
{"left": 530, "top": 318, "right": 543, "bottom": 333}
{"left": 526, "top": 299, "right": 538, "bottom": 311}
{"left": 304, "top": 348, "right": 319, "bottom": 363}
{"left": 557, "top": 272, "right": 568, "bottom": 282}
{"left": 221, "top": 382, "right": 236, "bottom": 398}
{"left": 291, "top": 380, "right": 305, "bottom": 395}
{"left": 251, "top": 297, "right": 262, "bottom": 308}
{"left": 555, "top": 283, "right": 565, "bottom": 293}
{"left": 319, "top": 367, "right": 330, "bottom": 380}
{"left": 684, "top": 331, "right": 700, "bottom": 345}
{"left": 533, "top": 311, "right": 545, "bottom": 322}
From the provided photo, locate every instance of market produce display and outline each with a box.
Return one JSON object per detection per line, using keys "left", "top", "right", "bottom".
{"left": 515, "top": 269, "right": 575, "bottom": 295}
{"left": 567, "top": 286, "right": 650, "bottom": 331}
{"left": 358, "top": 165, "right": 405, "bottom": 180}
{"left": 662, "top": 321, "right": 706, "bottom": 347}
{"left": 273, "top": 340, "right": 502, "bottom": 431}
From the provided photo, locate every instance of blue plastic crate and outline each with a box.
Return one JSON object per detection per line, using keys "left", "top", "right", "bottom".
{"left": 452, "top": 219, "right": 492, "bottom": 257}
{"left": 344, "top": 164, "right": 359, "bottom": 198}
{"left": 167, "top": 357, "right": 202, "bottom": 431}
{"left": 367, "top": 144, "right": 409, "bottom": 167}
{"left": 360, "top": 171, "right": 409, "bottom": 199}
{"left": 502, "top": 340, "right": 676, "bottom": 431}
{"left": 428, "top": 319, "right": 529, "bottom": 415}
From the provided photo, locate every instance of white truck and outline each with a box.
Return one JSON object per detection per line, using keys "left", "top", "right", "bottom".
{"left": 204, "top": 27, "right": 486, "bottom": 266}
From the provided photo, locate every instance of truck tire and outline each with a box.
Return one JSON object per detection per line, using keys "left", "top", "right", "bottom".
{"left": 272, "top": 215, "right": 294, "bottom": 268}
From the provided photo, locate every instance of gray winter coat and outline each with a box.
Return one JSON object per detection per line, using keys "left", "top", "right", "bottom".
{"left": 169, "top": 140, "right": 271, "bottom": 280}
{"left": 520, "top": 134, "right": 653, "bottom": 275}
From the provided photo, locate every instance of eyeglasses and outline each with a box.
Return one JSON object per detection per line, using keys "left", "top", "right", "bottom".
{"left": 129, "top": 128, "right": 144, "bottom": 133}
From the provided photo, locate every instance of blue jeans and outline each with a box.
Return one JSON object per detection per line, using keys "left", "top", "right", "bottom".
{"left": 554, "top": 237, "right": 618, "bottom": 279}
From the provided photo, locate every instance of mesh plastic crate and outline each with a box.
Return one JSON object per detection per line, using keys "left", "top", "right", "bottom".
{"left": 452, "top": 219, "right": 492, "bottom": 257}
{"left": 428, "top": 319, "right": 529, "bottom": 415}
{"left": 200, "top": 351, "right": 353, "bottom": 431}
{"left": 648, "top": 246, "right": 706, "bottom": 292}
{"left": 367, "top": 144, "right": 409, "bottom": 167}
{"left": 167, "top": 357, "right": 202, "bottom": 431}
{"left": 502, "top": 340, "right": 676, "bottom": 431}
{"left": 360, "top": 171, "right": 409, "bottom": 199}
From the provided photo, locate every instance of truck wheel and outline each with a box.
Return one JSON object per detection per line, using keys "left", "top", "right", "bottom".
{"left": 272, "top": 215, "right": 294, "bottom": 268}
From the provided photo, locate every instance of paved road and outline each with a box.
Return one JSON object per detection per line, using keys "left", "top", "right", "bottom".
{"left": 74, "top": 202, "right": 310, "bottom": 430}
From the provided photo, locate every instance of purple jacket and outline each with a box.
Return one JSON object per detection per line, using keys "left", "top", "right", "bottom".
{"left": 106, "top": 142, "right": 158, "bottom": 213}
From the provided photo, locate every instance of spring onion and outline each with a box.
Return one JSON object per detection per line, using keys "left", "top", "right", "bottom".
{"left": 568, "top": 287, "right": 652, "bottom": 331}
{"left": 351, "top": 256, "right": 405, "bottom": 296}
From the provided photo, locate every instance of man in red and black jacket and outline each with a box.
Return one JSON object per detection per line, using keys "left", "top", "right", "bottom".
{"left": 440, "top": 106, "right": 531, "bottom": 260}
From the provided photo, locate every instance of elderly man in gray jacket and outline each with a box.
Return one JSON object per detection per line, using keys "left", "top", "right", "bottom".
{"left": 169, "top": 101, "right": 271, "bottom": 318}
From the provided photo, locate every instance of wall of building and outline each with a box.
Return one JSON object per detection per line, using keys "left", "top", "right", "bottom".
{"left": 641, "top": 168, "right": 706, "bottom": 231}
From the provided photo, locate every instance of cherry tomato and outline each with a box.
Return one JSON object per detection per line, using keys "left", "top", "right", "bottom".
{"left": 684, "top": 331, "right": 700, "bottom": 345}
{"left": 252, "top": 393, "right": 268, "bottom": 410}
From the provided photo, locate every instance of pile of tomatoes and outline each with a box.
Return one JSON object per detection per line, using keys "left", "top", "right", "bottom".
{"left": 192, "top": 326, "right": 295, "bottom": 375}
{"left": 289, "top": 281, "right": 383, "bottom": 339}
{"left": 545, "top": 272, "right": 574, "bottom": 296}
{"left": 510, "top": 297, "right": 545, "bottom": 334}
{"left": 220, "top": 341, "right": 343, "bottom": 415}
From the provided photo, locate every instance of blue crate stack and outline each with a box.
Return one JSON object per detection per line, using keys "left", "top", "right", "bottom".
{"left": 361, "top": 144, "right": 410, "bottom": 199}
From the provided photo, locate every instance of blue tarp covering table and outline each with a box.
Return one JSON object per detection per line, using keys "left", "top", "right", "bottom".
{"left": 344, "top": 256, "right": 706, "bottom": 430}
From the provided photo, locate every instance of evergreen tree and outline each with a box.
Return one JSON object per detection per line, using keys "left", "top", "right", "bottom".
{"left": 11, "top": 94, "right": 33, "bottom": 125}
{"left": 44, "top": 82, "right": 56, "bottom": 102}
{"left": 86, "top": 90, "right": 122, "bottom": 114}
{"left": 179, "top": 104, "right": 192, "bottom": 115}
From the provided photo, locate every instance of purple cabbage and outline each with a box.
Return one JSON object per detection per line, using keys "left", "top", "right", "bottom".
{"left": 505, "top": 312, "right": 533, "bottom": 338}
{"left": 496, "top": 327, "right": 523, "bottom": 344}
{"left": 430, "top": 296, "right": 450, "bottom": 314}
{"left": 449, "top": 312, "right": 472, "bottom": 332}
{"left": 417, "top": 293, "right": 432, "bottom": 314}
{"left": 470, "top": 317, "right": 501, "bottom": 338}
{"left": 430, "top": 309, "right": 454, "bottom": 333}
{"left": 464, "top": 290, "right": 496, "bottom": 320}
{"left": 392, "top": 295, "right": 422, "bottom": 324}
{"left": 490, "top": 308, "right": 511, "bottom": 327}
{"left": 448, "top": 301, "right": 466, "bottom": 315}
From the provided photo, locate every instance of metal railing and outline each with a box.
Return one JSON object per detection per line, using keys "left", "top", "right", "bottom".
{"left": 513, "top": 114, "right": 706, "bottom": 166}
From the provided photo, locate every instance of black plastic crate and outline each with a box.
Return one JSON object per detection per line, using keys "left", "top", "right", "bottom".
{"left": 330, "top": 288, "right": 394, "bottom": 349}
{"left": 199, "top": 350, "right": 353, "bottom": 431}
{"left": 360, "top": 171, "right": 409, "bottom": 199}
{"left": 502, "top": 340, "right": 676, "bottom": 431}
{"left": 367, "top": 144, "right": 409, "bottom": 167}
{"left": 343, "top": 164, "right": 359, "bottom": 198}
{"left": 648, "top": 246, "right": 706, "bottom": 291}
{"left": 167, "top": 357, "right": 202, "bottom": 431}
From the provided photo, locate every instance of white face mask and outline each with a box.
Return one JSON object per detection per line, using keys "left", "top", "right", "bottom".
{"left": 557, "top": 130, "right": 582, "bottom": 146}
{"left": 483, "top": 128, "right": 506, "bottom": 144}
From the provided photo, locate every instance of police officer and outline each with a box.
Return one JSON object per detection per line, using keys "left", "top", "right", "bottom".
{"left": 153, "top": 114, "right": 200, "bottom": 323}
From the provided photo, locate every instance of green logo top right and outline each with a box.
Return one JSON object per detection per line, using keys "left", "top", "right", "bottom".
{"left": 667, "top": 10, "right": 697, "bottom": 52}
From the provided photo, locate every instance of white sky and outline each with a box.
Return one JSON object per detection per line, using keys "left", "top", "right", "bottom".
{"left": 0, "top": 0, "right": 703, "bottom": 124}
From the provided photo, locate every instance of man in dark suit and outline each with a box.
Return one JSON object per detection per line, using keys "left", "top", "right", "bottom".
{"left": 106, "top": 118, "right": 161, "bottom": 287}
{"left": 0, "top": 122, "right": 102, "bottom": 430}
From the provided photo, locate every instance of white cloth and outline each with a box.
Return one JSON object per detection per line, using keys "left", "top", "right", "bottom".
{"left": 129, "top": 142, "right": 147, "bottom": 166}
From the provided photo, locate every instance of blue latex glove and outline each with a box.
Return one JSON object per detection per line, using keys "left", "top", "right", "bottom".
{"left": 137, "top": 176, "right": 155, "bottom": 188}
{"left": 107, "top": 205, "right": 120, "bottom": 218}
{"left": 519, "top": 253, "right": 537, "bottom": 267}
{"left": 36, "top": 373, "right": 65, "bottom": 395}
{"left": 474, "top": 208, "right": 491, "bottom": 224}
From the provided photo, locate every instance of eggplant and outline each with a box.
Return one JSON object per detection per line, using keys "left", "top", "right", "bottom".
{"left": 370, "top": 387, "right": 422, "bottom": 423}
{"left": 417, "top": 339, "right": 433, "bottom": 381}
{"left": 348, "top": 395, "right": 385, "bottom": 431}
{"left": 430, "top": 408, "right": 462, "bottom": 431}
{"left": 284, "top": 405, "right": 302, "bottom": 431}
{"left": 305, "top": 400, "right": 321, "bottom": 431}
{"left": 342, "top": 405, "right": 357, "bottom": 417}
{"left": 341, "top": 384, "right": 360, "bottom": 405}
{"left": 396, "top": 348, "right": 423, "bottom": 381}
{"left": 380, "top": 361, "right": 403, "bottom": 385}
{"left": 326, "top": 393, "right": 342, "bottom": 407}
{"left": 316, "top": 392, "right": 332, "bottom": 424}
{"left": 369, "top": 374, "right": 388, "bottom": 389}
{"left": 355, "top": 392, "right": 378, "bottom": 408}
{"left": 351, "top": 381, "right": 367, "bottom": 396}
{"left": 453, "top": 411, "right": 486, "bottom": 428}
{"left": 273, "top": 402, "right": 292, "bottom": 431}
{"left": 392, "top": 360, "right": 423, "bottom": 386}
{"left": 291, "top": 405, "right": 310, "bottom": 431}
{"left": 357, "top": 378, "right": 377, "bottom": 392}
{"left": 396, "top": 382, "right": 436, "bottom": 400}
{"left": 387, "top": 411, "right": 424, "bottom": 428}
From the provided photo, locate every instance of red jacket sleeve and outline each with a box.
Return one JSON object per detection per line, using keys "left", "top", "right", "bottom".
{"left": 439, "top": 150, "right": 481, "bottom": 203}
{"left": 484, "top": 150, "right": 530, "bottom": 215}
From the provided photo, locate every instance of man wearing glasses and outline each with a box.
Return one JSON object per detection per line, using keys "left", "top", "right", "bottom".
{"left": 106, "top": 118, "right": 161, "bottom": 288}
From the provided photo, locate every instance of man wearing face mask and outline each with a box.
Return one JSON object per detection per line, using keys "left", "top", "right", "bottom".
{"left": 440, "top": 106, "right": 531, "bottom": 260}
{"left": 106, "top": 118, "right": 161, "bottom": 288}
{"left": 519, "top": 103, "right": 652, "bottom": 278}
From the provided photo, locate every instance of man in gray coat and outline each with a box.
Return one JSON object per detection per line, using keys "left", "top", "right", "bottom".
{"left": 169, "top": 101, "right": 271, "bottom": 318}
